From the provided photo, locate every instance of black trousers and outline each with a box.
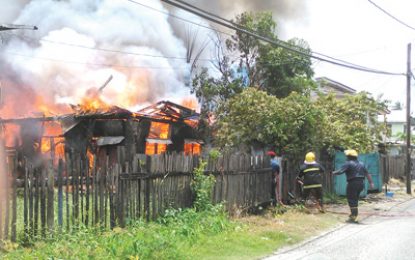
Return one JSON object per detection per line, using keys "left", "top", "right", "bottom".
{"left": 270, "top": 174, "right": 280, "bottom": 203}
{"left": 303, "top": 187, "right": 323, "bottom": 207}
{"left": 346, "top": 178, "right": 364, "bottom": 208}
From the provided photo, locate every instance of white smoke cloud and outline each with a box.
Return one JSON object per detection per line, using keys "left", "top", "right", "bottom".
{"left": 1, "top": 0, "right": 191, "bottom": 114}
{"left": 0, "top": 0, "right": 307, "bottom": 116}
{"left": 0, "top": 0, "right": 30, "bottom": 23}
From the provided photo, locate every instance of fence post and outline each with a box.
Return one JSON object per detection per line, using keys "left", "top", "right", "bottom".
{"left": 47, "top": 160, "right": 55, "bottom": 235}
{"left": 58, "top": 159, "right": 63, "bottom": 228}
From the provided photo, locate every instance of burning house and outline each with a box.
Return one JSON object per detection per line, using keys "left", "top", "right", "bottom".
{"left": 0, "top": 1, "right": 208, "bottom": 175}
{"left": 1, "top": 100, "right": 201, "bottom": 174}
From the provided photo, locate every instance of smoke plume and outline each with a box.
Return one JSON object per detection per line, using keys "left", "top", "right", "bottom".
{"left": 0, "top": 0, "right": 190, "bottom": 116}
{"left": 183, "top": 0, "right": 307, "bottom": 27}
{"left": 0, "top": 0, "right": 307, "bottom": 117}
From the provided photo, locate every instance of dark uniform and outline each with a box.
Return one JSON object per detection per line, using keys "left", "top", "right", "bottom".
{"left": 298, "top": 162, "right": 325, "bottom": 209}
{"left": 334, "top": 159, "right": 369, "bottom": 218}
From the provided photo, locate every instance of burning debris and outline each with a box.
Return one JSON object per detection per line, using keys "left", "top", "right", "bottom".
{"left": 0, "top": 99, "right": 201, "bottom": 170}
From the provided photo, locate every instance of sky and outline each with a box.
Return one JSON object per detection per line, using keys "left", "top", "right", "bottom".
{"left": 1, "top": 0, "right": 415, "bottom": 114}
{"left": 281, "top": 0, "right": 415, "bottom": 106}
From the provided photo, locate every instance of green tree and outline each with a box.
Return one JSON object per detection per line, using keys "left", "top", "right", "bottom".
{"left": 314, "top": 92, "right": 388, "bottom": 153}
{"left": 215, "top": 88, "right": 323, "bottom": 157}
{"left": 215, "top": 88, "right": 388, "bottom": 156}
{"left": 191, "top": 11, "right": 315, "bottom": 112}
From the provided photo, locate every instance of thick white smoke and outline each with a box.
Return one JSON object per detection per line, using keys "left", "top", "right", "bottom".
{"left": 0, "top": 0, "right": 307, "bottom": 116}
{"left": 0, "top": 0, "right": 191, "bottom": 114}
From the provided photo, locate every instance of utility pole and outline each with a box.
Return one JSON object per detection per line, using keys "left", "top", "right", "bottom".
{"left": 0, "top": 24, "right": 38, "bottom": 31}
{"left": 0, "top": 24, "right": 38, "bottom": 107}
{"left": 406, "top": 43, "right": 412, "bottom": 195}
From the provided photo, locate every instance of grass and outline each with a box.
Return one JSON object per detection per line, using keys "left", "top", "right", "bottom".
{"left": 323, "top": 192, "right": 348, "bottom": 204}
{"left": 0, "top": 205, "right": 343, "bottom": 260}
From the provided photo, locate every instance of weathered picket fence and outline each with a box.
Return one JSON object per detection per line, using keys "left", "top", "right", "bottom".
{"left": 379, "top": 154, "right": 415, "bottom": 183}
{"left": 0, "top": 150, "right": 272, "bottom": 242}
{"left": 279, "top": 156, "right": 334, "bottom": 203}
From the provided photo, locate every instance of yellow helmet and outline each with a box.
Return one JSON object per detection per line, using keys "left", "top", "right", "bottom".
{"left": 305, "top": 152, "right": 315, "bottom": 163}
{"left": 345, "top": 149, "right": 358, "bottom": 157}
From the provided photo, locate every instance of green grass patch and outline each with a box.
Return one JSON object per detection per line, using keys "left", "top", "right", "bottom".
{"left": 324, "top": 192, "right": 347, "bottom": 204}
{"left": 1, "top": 205, "right": 342, "bottom": 260}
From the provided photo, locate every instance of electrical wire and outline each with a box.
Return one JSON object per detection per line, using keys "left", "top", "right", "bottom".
{"left": 5, "top": 32, "right": 214, "bottom": 62}
{"left": 3, "top": 51, "right": 188, "bottom": 70}
{"left": 126, "top": 0, "right": 404, "bottom": 76}
{"left": 125, "top": 0, "right": 233, "bottom": 37}
{"left": 171, "top": 0, "right": 381, "bottom": 70}
{"left": 368, "top": 0, "right": 415, "bottom": 32}
{"left": 4, "top": 31, "right": 313, "bottom": 69}
{"left": 155, "top": 0, "right": 406, "bottom": 76}
{"left": 3, "top": 49, "right": 311, "bottom": 71}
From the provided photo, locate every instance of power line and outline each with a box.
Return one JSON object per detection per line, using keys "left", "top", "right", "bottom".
{"left": 125, "top": 0, "right": 402, "bottom": 75}
{"left": 368, "top": 0, "right": 415, "bottom": 32}
{"left": 4, "top": 32, "right": 312, "bottom": 69}
{"left": 171, "top": 0, "right": 387, "bottom": 71}
{"left": 3, "top": 51, "right": 188, "bottom": 70}
{"left": 126, "top": 0, "right": 233, "bottom": 37}
{"left": 158, "top": 0, "right": 405, "bottom": 76}
{"left": 173, "top": 0, "right": 406, "bottom": 75}
{"left": 6, "top": 32, "right": 214, "bottom": 62}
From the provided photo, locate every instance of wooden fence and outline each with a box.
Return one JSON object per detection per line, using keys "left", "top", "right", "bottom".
{"left": 279, "top": 157, "right": 334, "bottom": 203}
{"left": 380, "top": 154, "right": 415, "bottom": 183}
{"left": 0, "top": 150, "right": 272, "bottom": 242}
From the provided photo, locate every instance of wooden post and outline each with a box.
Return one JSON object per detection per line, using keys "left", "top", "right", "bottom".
{"left": 65, "top": 153, "right": 70, "bottom": 232}
{"left": 24, "top": 161, "right": 29, "bottom": 240}
{"left": 109, "top": 166, "right": 116, "bottom": 229}
{"left": 34, "top": 168, "right": 41, "bottom": 237}
{"left": 11, "top": 153, "right": 17, "bottom": 242}
{"left": 58, "top": 159, "right": 63, "bottom": 228}
{"left": 40, "top": 167, "right": 47, "bottom": 237}
{"left": 80, "top": 156, "right": 84, "bottom": 224}
{"left": 85, "top": 156, "right": 90, "bottom": 226}
{"left": 406, "top": 43, "right": 412, "bottom": 194}
{"left": 47, "top": 160, "right": 55, "bottom": 234}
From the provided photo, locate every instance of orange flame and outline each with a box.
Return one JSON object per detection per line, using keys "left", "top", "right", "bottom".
{"left": 145, "top": 122, "right": 170, "bottom": 155}
{"left": 78, "top": 88, "right": 111, "bottom": 113}
{"left": 87, "top": 149, "right": 95, "bottom": 170}
{"left": 2, "top": 125, "right": 21, "bottom": 147}
{"left": 148, "top": 122, "right": 169, "bottom": 139}
{"left": 145, "top": 142, "right": 167, "bottom": 155}
{"left": 40, "top": 122, "right": 65, "bottom": 161}
{"left": 181, "top": 97, "right": 198, "bottom": 111}
{"left": 184, "top": 143, "right": 201, "bottom": 155}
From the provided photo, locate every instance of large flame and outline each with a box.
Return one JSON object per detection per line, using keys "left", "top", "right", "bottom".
{"left": 181, "top": 97, "right": 199, "bottom": 111}
{"left": 40, "top": 122, "right": 65, "bottom": 161}
{"left": 145, "top": 121, "right": 170, "bottom": 155}
{"left": 77, "top": 88, "right": 111, "bottom": 114}
{"left": 184, "top": 143, "right": 201, "bottom": 155}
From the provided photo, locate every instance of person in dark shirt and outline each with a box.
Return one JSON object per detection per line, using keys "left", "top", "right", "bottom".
{"left": 268, "top": 151, "right": 282, "bottom": 205}
{"left": 298, "top": 152, "right": 325, "bottom": 212}
{"left": 333, "top": 149, "right": 374, "bottom": 223}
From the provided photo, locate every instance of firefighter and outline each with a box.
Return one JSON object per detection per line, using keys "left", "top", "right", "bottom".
{"left": 332, "top": 149, "right": 374, "bottom": 223}
{"left": 298, "top": 152, "right": 325, "bottom": 212}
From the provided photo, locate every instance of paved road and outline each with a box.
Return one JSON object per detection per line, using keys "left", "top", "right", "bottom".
{"left": 266, "top": 198, "right": 415, "bottom": 260}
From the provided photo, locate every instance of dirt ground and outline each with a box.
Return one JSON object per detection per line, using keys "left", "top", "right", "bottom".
{"left": 325, "top": 179, "right": 415, "bottom": 218}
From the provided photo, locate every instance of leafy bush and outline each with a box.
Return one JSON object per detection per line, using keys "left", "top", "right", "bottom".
{"left": 191, "top": 158, "right": 217, "bottom": 211}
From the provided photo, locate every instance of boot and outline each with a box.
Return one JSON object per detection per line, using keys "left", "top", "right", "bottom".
{"left": 347, "top": 207, "right": 359, "bottom": 223}
{"left": 319, "top": 205, "right": 325, "bottom": 213}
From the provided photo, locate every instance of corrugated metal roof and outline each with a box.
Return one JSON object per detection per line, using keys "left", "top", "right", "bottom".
{"left": 96, "top": 136, "right": 125, "bottom": 146}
